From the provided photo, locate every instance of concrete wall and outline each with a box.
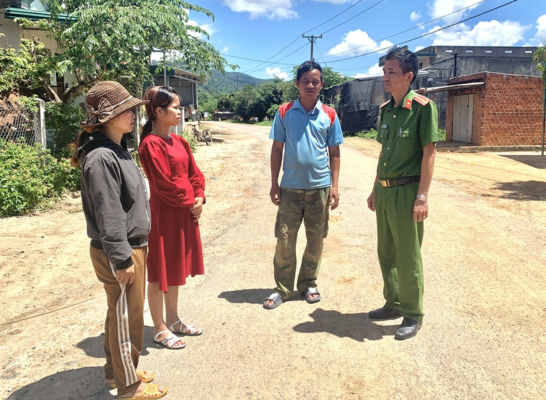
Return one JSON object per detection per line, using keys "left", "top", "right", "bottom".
{"left": 0, "top": 13, "right": 22, "bottom": 51}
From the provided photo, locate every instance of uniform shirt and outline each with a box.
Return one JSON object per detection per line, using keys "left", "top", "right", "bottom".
{"left": 376, "top": 89, "right": 439, "bottom": 180}
{"left": 269, "top": 98, "right": 344, "bottom": 189}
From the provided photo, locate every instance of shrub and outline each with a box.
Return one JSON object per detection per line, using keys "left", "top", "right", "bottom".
{"left": 0, "top": 139, "right": 80, "bottom": 217}
{"left": 355, "top": 128, "right": 378, "bottom": 139}
{"left": 45, "top": 102, "right": 85, "bottom": 159}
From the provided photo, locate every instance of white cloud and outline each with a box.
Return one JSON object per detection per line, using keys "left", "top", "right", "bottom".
{"left": 415, "top": 45, "right": 425, "bottom": 52}
{"left": 223, "top": 0, "right": 298, "bottom": 20}
{"left": 187, "top": 20, "right": 216, "bottom": 37}
{"left": 429, "top": 20, "right": 528, "bottom": 46}
{"left": 353, "top": 63, "right": 383, "bottom": 79}
{"left": 265, "top": 67, "right": 289, "bottom": 80}
{"left": 222, "top": 46, "right": 230, "bottom": 53}
{"left": 327, "top": 29, "right": 393, "bottom": 57}
{"left": 410, "top": 11, "right": 421, "bottom": 22}
{"left": 536, "top": 14, "right": 546, "bottom": 45}
{"left": 428, "top": 0, "right": 482, "bottom": 25}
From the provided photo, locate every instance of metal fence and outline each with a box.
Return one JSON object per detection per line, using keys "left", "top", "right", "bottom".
{"left": 0, "top": 99, "right": 46, "bottom": 147}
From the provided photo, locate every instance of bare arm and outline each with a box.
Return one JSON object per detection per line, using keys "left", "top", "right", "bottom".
{"left": 270, "top": 140, "right": 284, "bottom": 206}
{"left": 367, "top": 151, "right": 382, "bottom": 211}
{"left": 413, "top": 143, "right": 436, "bottom": 222}
{"left": 329, "top": 145, "right": 341, "bottom": 210}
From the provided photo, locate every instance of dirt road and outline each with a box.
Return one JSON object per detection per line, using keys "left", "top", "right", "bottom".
{"left": 2, "top": 121, "right": 546, "bottom": 399}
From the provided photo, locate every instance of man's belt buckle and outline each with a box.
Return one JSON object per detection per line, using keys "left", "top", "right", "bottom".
{"left": 380, "top": 179, "right": 390, "bottom": 187}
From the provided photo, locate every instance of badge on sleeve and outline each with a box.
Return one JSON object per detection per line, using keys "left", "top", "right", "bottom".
{"left": 404, "top": 98, "right": 412, "bottom": 110}
{"left": 381, "top": 124, "right": 388, "bottom": 129}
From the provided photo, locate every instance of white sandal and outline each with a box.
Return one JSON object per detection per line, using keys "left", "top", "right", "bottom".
{"left": 169, "top": 319, "right": 203, "bottom": 336}
{"left": 153, "top": 330, "right": 186, "bottom": 349}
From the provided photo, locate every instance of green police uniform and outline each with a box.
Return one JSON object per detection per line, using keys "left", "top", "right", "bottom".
{"left": 375, "top": 89, "right": 439, "bottom": 323}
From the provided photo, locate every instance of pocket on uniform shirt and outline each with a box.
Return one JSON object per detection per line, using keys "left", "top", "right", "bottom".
{"left": 380, "top": 126, "right": 389, "bottom": 140}
{"left": 399, "top": 128, "right": 417, "bottom": 151}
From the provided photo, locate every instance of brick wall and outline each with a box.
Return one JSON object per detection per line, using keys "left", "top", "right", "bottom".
{"left": 447, "top": 72, "right": 544, "bottom": 146}
{"left": 480, "top": 73, "right": 543, "bottom": 146}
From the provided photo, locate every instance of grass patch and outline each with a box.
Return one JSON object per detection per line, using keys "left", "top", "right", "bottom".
{"left": 438, "top": 129, "right": 446, "bottom": 141}
{"left": 354, "top": 128, "right": 378, "bottom": 139}
{"left": 255, "top": 120, "right": 273, "bottom": 126}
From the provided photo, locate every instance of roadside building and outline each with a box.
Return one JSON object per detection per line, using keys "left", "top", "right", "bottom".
{"left": 327, "top": 45, "right": 540, "bottom": 133}
{"left": 445, "top": 72, "right": 543, "bottom": 146}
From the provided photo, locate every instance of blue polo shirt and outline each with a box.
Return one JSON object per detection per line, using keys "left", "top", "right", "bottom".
{"left": 269, "top": 98, "right": 344, "bottom": 190}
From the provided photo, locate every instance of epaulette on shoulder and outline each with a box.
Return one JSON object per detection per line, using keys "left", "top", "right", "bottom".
{"left": 379, "top": 100, "right": 390, "bottom": 109}
{"left": 413, "top": 94, "right": 431, "bottom": 106}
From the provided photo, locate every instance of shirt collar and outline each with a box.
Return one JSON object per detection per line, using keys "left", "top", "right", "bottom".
{"left": 387, "top": 88, "right": 414, "bottom": 111}
{"left": 294, "top": 98, "right": 323, "bottom": 114}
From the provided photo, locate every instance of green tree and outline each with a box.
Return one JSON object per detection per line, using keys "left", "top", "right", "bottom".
{"left": 217, "top": 93, "right": 235, "bottom": 112}
{"left": 233, "top": 85, "right": 256, "bottom": 123}
{"left": 17, "top": 0, "right": 230, "bottom": 103}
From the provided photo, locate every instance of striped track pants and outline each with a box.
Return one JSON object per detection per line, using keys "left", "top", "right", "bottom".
{"left": 90, "top": 246, "right": 146, "bottom": 394}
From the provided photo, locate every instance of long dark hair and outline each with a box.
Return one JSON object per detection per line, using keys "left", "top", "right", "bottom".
{"left": 140, "top": 86, "right": 180, "bottom": 145}
{"left": 70, "top": 128, "right": 94, "bottom": 167}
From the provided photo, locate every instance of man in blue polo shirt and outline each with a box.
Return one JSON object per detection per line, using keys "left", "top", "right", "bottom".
{"left": 264, "top": 61, "right": 344, "bottom": 309}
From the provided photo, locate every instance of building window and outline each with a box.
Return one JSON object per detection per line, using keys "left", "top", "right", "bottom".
{"left": 466, "top": 50, "right": 473, "bottom": 53}
{"left": 505, "top": 50, "right": 513, "bottom": 53}
{"left": 485, "top": 50, "right": 493, "bottom": 53}
{"left": 445, "top": 50, "right": 453, "bottom": 53}
{"left": 419, "top": 62, "right": 423, "bottom": 68}
{"left": 525, "top": 50, "right": 533, "bottom": 54}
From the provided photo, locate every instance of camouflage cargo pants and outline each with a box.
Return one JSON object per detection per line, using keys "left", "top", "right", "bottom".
{"left": 273, "top": 187, "right": 329, "bottom": 300}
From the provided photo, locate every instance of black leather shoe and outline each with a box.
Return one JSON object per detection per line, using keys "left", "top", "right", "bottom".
{"left": 394, "top": 317, "right": 422, "bottom": 340}
{"left": 368, "top": 306, "right": 403, "bottom": 320}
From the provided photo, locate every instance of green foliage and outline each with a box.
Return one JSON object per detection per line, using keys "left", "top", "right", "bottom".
{"left": 267, "top": 104, "right": 280, "bottom": 120}
{"left": 0, "top": 139, "right": 80, "bottom": 217}
{"left": 45, "top": 102, "right": 85, "bottom": 159}
{"left": 533, "top": 46, "right": 546, "bottom": 86}
{"left": 255, "top": 120, "right": 273, "bottom": 126}
{"left": 438, "top": 129, "right": 446, "bottom": 142}
{"left": 181, "top": 132, "right": 197, "bottom": 153}
{"left": 217, "top": 93, "right": 235, "bottom": 112}
{"left": 14, "top": 0, "right": 229, "bottom": 103}
{"left": 0, "top": 38, "right": 56, "bottom": 95}
{"left": 355, "top": 129, "right": 378, "bottom": 139}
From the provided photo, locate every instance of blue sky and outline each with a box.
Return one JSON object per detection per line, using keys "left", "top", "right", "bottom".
{"left": 187, "top": 0, "right": 546, "bottom": 79}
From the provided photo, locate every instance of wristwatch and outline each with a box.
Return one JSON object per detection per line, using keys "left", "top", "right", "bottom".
{"left": 416, "top": 193, "right": 427, "bottom": 202}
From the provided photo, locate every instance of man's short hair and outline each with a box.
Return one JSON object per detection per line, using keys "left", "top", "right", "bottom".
{"left": 385, "top": 48, "right": 419, "bottom": 84}
{"left": 296, "top": 61, "right": 323, "bottom": 82}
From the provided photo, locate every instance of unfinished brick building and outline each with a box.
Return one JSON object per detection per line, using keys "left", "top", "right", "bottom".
{"left": 446, "top": 72, "right": 544, "bottom": 146}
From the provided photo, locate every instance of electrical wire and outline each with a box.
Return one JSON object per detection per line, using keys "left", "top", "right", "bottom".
{"left": 320, "top": 0, "right": 384, "bottom": 36}
{"left": 220, "top": 53, "right": 295, "bottom": 66}
{"left": 327, "top": 0, "right": 518, "bottom": 64}
{"left": 315, "top": 42, "right": 328, "bottom": 67}
{"left": 324, "top": 0, "right": 487, "bottom": 59}
{"left": 303, "top": 0, "right": 364, "bottom": 34}
{"left": 244, "top": 43, "right": 309, "bottom": 75}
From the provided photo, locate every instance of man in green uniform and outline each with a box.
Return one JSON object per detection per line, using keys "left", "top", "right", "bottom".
{"left": 367, "top": 47, "right": 438, "bottom": 340}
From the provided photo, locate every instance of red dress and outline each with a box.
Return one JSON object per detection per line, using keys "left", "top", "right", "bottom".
{"left": 139, "top": 134, "right": 205, "bottom": 292}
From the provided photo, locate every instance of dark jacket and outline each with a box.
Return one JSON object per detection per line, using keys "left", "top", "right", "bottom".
{"left": 76, "top": 133, "right": 151, "bottom": 269}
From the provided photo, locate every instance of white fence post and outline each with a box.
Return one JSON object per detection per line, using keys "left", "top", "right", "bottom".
{"left": 36, "top": 98, "right": 46, "bottom": 149}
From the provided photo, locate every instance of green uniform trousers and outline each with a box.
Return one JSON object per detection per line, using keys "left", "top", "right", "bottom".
{"left": 375, "top": 182, "right": 424, "bottom": 323}
{"left": 273, "top": 187, "right": 329, "bottom": 300}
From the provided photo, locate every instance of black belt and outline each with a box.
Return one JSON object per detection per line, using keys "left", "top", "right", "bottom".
{"left": 378, "top": 176, "right": 420, "bottom": 187}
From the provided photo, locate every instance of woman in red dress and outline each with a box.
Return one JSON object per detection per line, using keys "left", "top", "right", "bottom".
{"left": 139, "top": 86, "right": 205, "bottom": 350}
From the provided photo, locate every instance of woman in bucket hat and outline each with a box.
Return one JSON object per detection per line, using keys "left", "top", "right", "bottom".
{"left": 72, "top": 81, "right": 168, "bottom": 399}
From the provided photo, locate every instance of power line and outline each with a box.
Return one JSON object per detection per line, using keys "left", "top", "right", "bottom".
{"left": 327, "top": 0, "right": 518, "bottom": 64}
{"left": 244, "top": 43, "right": 309, "bottom": 75}
{"left": 220, "top": 53, "right": 295, "bottom": 66}
{"left": 324, "top": 0, "right": 487, "bottom": 59}
{"left": 241, "top": 36, "right": 301, "bottom": 73}
{"left": 320, "top": 0, "right": 384, "bottom": 36}
{"left": 303, "top": 0, "right": 364, "bottom": 34}
{"left": 315, "top": 42, "right": 328, "bottom": 67}
{"left": 227, "top": 0, "right": 376, "bottom": 74}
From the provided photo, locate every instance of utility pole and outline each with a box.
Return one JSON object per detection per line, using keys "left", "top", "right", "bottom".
{"left": 302, "top": 34, "right": 322, "bottom": 61}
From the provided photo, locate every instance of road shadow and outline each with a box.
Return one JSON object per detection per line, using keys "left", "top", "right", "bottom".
{"left": 499, "top": 154, "right": 546, "bottom": 169}
{"left": 76, "top": 326, "right": 156, "bottom": 358}
{"left": 218, "top": 288, "right": 280, "bottom": 304}
{"left": 486, "top": 180, "right": 546, "bottom": 201}
{"left": 7, "top": 366, "right": 112, "bottom": 400}
{"left": 292, "top": 308, "right": 399, "bottom": 342}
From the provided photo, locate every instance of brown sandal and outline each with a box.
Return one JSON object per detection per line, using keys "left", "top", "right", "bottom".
{"left": 120, "top": 383, "right": 168, "bottom": 399}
